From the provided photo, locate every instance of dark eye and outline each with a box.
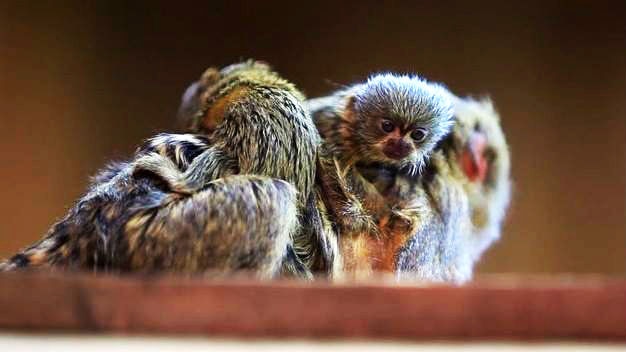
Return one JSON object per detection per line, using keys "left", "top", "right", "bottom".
{"left": 410, "top": 128, "right": 427, "bottom": 142}
{"left": 381, "top": 119, "right": 395, "bottom": 133}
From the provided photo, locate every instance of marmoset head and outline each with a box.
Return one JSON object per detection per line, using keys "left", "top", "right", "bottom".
{"left": 442, "top": 97, "right": 511, "bottom": 231}
{"left": 341, "top": 74, "right": 455, "bottom": 175}
{"left": 178, "top": 61, "right": 268, "bottom": 129}
{"left": 178, "top": 60, "right": 302, "bottom": 134}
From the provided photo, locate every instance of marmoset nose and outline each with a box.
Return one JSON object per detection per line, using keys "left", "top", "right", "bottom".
{"left": 383, "top": 139, "right": 412, "bottom": 160}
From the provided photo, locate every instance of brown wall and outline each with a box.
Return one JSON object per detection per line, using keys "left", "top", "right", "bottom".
{"left": 1, "top": 1, "right": 624, "bottom": 274}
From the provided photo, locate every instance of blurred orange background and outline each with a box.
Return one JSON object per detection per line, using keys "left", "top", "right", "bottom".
{"left": 0, "top": 1, "right": 624, "bottom": 275}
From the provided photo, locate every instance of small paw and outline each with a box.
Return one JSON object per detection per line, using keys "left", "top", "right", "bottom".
{"left": 385, "top": 205, "right": 426, "bottom": 235}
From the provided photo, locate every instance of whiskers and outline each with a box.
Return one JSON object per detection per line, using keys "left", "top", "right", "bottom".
{"left": 399, "top": 155, "right": 425, "bottom": 177}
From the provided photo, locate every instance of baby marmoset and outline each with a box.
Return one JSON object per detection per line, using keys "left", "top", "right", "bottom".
{"left": 306, "top": 74, "right": 455, "bottom": 277}
{"left": 310, "top": 93, "right": 511, "bottom": 283}
{"left": 1, "top": 61, "right": 321, "bottom": 278}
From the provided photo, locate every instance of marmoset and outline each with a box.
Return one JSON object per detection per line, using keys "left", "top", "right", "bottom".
{"left": 308, "top": 84, "right": 510, "bottom": 283}
{"left": 171, "top": 63, "right": 342, "bottom": 279}
{"left": 447, "top": 97, "right": 511, "bottom": 264}
{"left": 1, "top": 61, "right": 321, "bottom": 278}
{"left": 318, "top": 96, "right": 511, "bottom": 283}
{"left": 391, "top": 96, "right": 511, "bottom": 282}
{"left": 136, "top": 61, "right": 319, "bottom": 206}
{"left": 304, "top": 74, "right": 455, "bottom": 277}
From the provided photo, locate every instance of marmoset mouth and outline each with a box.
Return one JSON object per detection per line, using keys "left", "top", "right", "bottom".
{"left": 461, "top": 131, "right": 488, "bottom": 183}
{"left": 383, "top": 141, "right": 412, "bottom": 160}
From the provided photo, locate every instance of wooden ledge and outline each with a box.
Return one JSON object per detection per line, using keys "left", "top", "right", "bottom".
{"left": 0, "top": 272, "right": 624, "bottom": 341}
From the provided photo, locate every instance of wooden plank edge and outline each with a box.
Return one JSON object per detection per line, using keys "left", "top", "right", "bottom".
{"left": 0, "top": 271, "right": 624, "bottom": 341}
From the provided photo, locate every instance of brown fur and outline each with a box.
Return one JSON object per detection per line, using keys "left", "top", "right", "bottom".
{"left": 1, "top": 61, "right": 321, "bottom": 279}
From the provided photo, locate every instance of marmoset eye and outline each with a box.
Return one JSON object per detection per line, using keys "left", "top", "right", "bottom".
{"left": 410, "top": 128, "right": 427, "bottom": 142}
{"left": 381, "top": 119, "right": 395, "bottom": 133}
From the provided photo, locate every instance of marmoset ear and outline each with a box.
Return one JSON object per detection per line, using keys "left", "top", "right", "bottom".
{"left": 177, "top": 81, "right": 202, "bottom": 130}
{"left": 477, "top": 97, "right": 499, "bottom": 122}
{"left": 343, "top": 94, "right": 359, "bottom": 124}
{"left": 177, "top": 68, "right": 221, "bottom": 132}
{"left": 247, "top": 59, "right": 271, "bottom": 72}
{"left": 199, "top": 67, "right": 221, "bottom": 87}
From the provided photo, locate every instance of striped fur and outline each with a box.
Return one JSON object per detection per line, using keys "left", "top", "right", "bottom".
{"left": 348, "top": 96, "right": 510, "bottom": 284}
{"left": 137, "top": 61, "right": 331, "bottom": 279}
{"left": 176, "top": 71, "right": 462, "bottom": 281}
{"left": 1, "top": 61, "right": 321, "bottom": 278}
{"left": 306, "top": 74, "right": 456, "bottom": 278}
{"left": 0, "top": 136, "right": 300, "bottom": 277}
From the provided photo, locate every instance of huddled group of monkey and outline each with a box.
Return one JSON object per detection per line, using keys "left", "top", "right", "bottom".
{"left": 1, "top": 60, "right": 511, "bottom": 284}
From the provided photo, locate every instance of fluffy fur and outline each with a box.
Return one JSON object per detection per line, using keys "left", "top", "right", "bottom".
{"left": 308, "top": 85, "right": 510, "bottom": 283}
{"left": 366, "top": 97, "right": 511, "bottom": 283}
{"left": 0, "top": 157, "right": 298, "bottom": 277}
{"left": 138, "top": 61, "right": 320, "bottom": 207}
{"left": 0, "top": 61, "right": 320, "bottom": 278}
{"left": 175, "top": 62, "right": 340, "bottom": 279}
{"left": 306, "top": 74, "right": 455, "bottom": 277}
{"left": 310, "top": 74, "right": 454, "bottom": 175}
{"left": 446, "top": 97, "right": 511, "bottom": 264}
{"left": 177, "top": 72, "right": 463, "bottom": 280}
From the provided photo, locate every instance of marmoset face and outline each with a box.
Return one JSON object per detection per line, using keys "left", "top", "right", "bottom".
{"left": 350, "top": 74, "right": 455, "bottom": 175}
{"left": 445, "top": 98, "right": 511, "bottom": 232}
{"left": 451, "top": 98, "right": 509, "bottom": 190}
{"left": 356, "top": 113, "right": 435, "bottom": 170}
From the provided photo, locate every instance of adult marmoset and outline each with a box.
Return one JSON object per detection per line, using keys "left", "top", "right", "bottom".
{"left": 1, "top": 61, "right": 321, "bottom": 278}
{"left": 174, "top": 62, "right": 342, "bottom": 279}
{"left": 447, "top": 96, "right": 511, "bottom": 265}
{"left": 136, "top": 61, "right": 320, "bottom": 207}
